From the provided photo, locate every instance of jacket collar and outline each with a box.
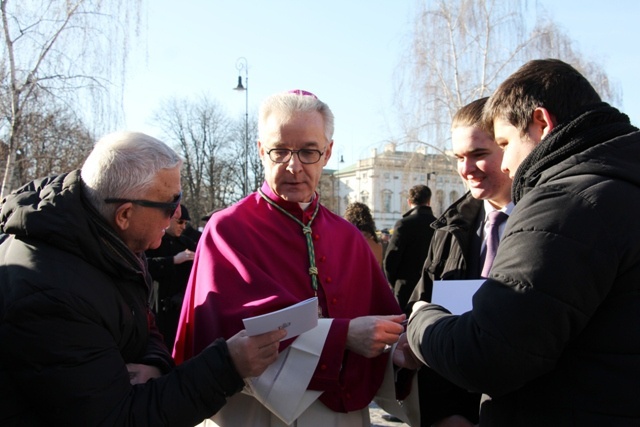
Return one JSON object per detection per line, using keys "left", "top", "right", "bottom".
{"left": 512, "top": 103, "right": 637, "bottom": 203}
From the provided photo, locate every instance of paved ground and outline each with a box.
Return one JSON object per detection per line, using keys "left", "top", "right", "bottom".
{"left": 369, "top": 402, "right": 410, "bottom": 427}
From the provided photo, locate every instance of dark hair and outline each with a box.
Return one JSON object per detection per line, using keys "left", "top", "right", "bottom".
{"left": 452, "top": 97, "right": 489, "bottom": 130}
{"left": 178, "top": 204, "right": 190, "bottom": 221}
{"left": 344, "top": 202, "right": 378, "bottom": 242}
{"left": 483, "top": 59, "right": 601, "bottom": 135}
{"left": 408, "top": 185, "right": 431, "bottom": 205}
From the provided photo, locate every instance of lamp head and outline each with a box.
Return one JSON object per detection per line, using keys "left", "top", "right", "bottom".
{"left": 234, "top": 76, "right": 246, "bottom": 91}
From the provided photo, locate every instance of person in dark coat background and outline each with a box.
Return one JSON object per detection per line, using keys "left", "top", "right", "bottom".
{"left": 383, "top": 184, "right": 436, "bottom": 310}
{"left": 146, "top": 204, "right": 197, "bottom": 349}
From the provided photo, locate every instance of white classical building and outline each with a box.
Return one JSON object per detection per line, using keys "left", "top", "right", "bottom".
{"left": 319, "top": 143, "right": 467, "bottom": 231}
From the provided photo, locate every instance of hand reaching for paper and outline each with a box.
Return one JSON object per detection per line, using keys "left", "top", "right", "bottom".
{"left": 226, "top": 328, "right": 287, "bottom": 378}
{"left": 392, "top": 333, "right": 422, "bottom": 370}
{"left": 346, "top": 314, "right": 406, "bottom": 358}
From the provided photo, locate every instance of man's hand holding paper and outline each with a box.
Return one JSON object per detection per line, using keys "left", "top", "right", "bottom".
{"left": 346, "top": 314, "right": 406, "bottom": 358}
{"left": 226, "top": 329, "right": 287, "bottom": 378}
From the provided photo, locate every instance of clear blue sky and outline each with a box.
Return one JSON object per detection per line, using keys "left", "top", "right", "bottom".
{"left": 122, "top": 1, "right": 640, "bottom": 170}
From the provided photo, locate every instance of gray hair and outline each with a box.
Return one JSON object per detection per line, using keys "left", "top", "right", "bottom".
{"left": 258, "top": 90, "right": 335, "bottom": 142}
{"left": 80, "top": 131, "right": 182, "bottom": 219}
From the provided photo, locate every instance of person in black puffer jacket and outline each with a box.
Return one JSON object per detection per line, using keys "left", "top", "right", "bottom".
{"left": 0, "top": 131, "right": 285, "bottom": 426}
{"left": 403, "top": 59, "right": 640, "bottom": 426}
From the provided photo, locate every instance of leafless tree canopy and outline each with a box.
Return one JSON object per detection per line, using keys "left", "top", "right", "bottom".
{"left": 0, "top": 0, "right": 144, "bottom": 198}
{"left": 153, "top": 94, "right": 260, "bottom": 225}
{"left": 395, "top": 0, "right": 620, "bottom": 152}
{"left": 7, "top": 108, "right": 93, "bottom": 182}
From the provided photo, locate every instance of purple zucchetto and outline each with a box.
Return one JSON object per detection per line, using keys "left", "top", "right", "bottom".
{"left": 287, "top": 89, "right": 318, "bottom": 99}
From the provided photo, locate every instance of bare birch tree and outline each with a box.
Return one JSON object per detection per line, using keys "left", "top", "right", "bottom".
{"left": 395, "top": 0, "right": 620, "bottom": 152}
{"left": 0, "top": 0, "right": 144, "bottom": 199}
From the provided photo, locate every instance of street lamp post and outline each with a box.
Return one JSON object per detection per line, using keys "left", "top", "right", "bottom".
{"left": 233, "top": 57, "right": 249, "bottom": 195}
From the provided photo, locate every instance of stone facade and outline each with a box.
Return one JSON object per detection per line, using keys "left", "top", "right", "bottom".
{"left": 319, "top": 143, "right": 467, "bottom": 231}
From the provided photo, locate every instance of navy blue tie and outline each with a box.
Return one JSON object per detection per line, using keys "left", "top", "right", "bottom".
{"left": 481, "top": 211, "right": 508, "bottom": 277}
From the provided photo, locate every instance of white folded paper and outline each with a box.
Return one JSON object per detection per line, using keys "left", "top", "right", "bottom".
{"left": 245, "top": 319, "right": 332, "bottom": 424}
{"left": 242, "top": 297, "right": 318, "bottom": 341}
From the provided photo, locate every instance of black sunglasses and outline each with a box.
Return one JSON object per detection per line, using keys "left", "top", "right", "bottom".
{"left": 104, "top": 192, "right": 182, "bottom": 218}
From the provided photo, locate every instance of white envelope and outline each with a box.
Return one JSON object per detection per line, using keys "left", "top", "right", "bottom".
{"left": 431, "top": 279, "right": 485, "bottom": 314}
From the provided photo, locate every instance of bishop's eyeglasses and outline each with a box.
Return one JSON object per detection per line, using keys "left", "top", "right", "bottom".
{"left": 265, "top": 147, "right": 325, "bottom": 164}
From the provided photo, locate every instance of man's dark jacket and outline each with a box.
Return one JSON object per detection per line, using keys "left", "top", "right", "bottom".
{"left": 383, "top": 205, "right": 436, "bottom": 310}
{"left": 409, "top": 192, "right": 484, "bottom": 305}
{"left": 407, "top": 104, "right": 640, "bottom": 426}
{"left": 0, "top": 171, "right": 243, "bottom": 426}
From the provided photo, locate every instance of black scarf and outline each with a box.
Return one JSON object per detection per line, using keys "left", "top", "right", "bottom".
{"left": 512, "top": 103, "right": 638, "bottom": 203}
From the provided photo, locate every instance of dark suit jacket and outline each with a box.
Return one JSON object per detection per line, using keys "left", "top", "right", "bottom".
{"left": 383, "top": 205, "right": 436, "bottom": 309}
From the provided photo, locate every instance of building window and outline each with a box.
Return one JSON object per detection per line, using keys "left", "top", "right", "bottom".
{"left": 360, "top": 190, "right": 369, "bottom": 205}
{"left": 382, "top": 190, "right": 392, "bottom": 213}
{"left": 399, "top": 191, "right": 408, "bottom": 212}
